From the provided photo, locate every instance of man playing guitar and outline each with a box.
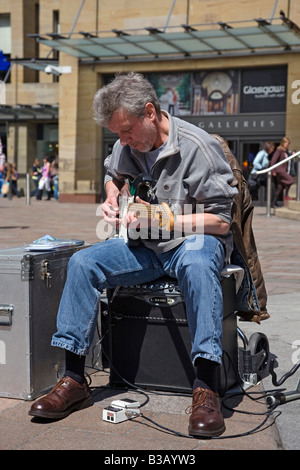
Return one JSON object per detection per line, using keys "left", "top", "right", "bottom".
{"left": 30, "top": 72, "right": 238, "bottom": 438}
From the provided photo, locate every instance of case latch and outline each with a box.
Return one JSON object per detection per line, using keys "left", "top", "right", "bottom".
{"left": 40, "top": 259, "right": 52, "bottom": 288}
{"left": 0, "top": 304, "right": 14, "bottom": 326}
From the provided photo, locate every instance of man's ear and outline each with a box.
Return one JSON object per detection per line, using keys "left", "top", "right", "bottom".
{"left": 144, "top": 102, "right": 156, "bottom": 120}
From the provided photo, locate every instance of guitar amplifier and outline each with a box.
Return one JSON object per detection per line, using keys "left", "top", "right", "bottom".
{"left": 107, "top": 275, "right": 238, "bottom": 396}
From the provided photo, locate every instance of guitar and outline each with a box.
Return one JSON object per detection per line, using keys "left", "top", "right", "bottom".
{"left": 118, "top": 195, "right": 174, "bottom": 243}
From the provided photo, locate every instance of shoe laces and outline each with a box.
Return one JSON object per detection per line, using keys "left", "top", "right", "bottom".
{"left": 185, "top": 388, "right": 214, "bottom": 415}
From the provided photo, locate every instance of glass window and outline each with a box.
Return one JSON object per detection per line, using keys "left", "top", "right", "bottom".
{"left": 0, "top": 14, "right": 11, "bottom": 54}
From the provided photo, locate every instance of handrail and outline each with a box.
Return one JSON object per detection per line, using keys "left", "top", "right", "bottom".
{"left": 256, "top": 149, "right": 300, "bottom": 175}
{"left": 255, "top": 149, "right": 300, "bottom": 217}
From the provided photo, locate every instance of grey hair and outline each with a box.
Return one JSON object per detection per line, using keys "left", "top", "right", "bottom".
{"left": 93, "top": 72, "right": 162, "bottom": 127}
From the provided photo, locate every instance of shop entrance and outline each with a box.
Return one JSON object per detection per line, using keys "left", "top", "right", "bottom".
{"left": 225, "top": 137, "right": 282, "bottom": 204}
{"left": 240, "top": 138, "right": 281, "bottom": 204}
{"left": 241, "top": 141, "right": 261, "bottom": 179}
{"left": 226, "top": 137, "right": 281, "bottom": 176}
{"left": 240, "top": 138, "right": 281, "bottom": 177}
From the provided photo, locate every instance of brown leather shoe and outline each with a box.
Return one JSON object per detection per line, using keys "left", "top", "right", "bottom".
{"left": 186, "top": 387, "right": 225, "bottom": 437}
{"left": 29, "top": 376, "right": 93, "bottom": 420}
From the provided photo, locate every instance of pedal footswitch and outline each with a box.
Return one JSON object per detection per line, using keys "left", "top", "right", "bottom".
{"left": 102, "top": 399, "right": 141, "bottom": 423}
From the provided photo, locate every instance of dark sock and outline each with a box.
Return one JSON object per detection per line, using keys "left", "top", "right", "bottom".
{"left": 64, "top": 350, "right": 86, "bottom": 384}
{"left": 193, "top": 357, "right": 219, "bottom": 393}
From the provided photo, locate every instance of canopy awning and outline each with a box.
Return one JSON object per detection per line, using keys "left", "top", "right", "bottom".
{"left": 30, "top": 16, "right": 300, "bottom": 63}
{"left": 9, "top": 58, "right": 59, "bottom": 72}
{"left": 0, "top": 104, "right": 58, "bottom": 121}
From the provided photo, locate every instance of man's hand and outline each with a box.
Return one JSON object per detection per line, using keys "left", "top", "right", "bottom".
{"left": 101, "top": 198, "right": 119, "bottom": 226}
{"left": 122, "top": 197, "right": 174, "bottom": 233}
{"left": 101, "top": 180, "right": 130, "bottom": 227}
{"left": 121, "top": 196, "right": 152, "bottom": 229}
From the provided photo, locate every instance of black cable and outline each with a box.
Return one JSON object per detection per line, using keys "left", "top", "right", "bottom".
{"left": 89, "top": 336, "right": 295, "bottom": 440}
{"left": 269, "top": 359, "right": 300, "bottom": 386}
{"left": 100, "top": 340, "right": 282, "bottom": 440}
{"left": 139, "top": 406, "right": 281, "bottom": 441}
{"left": 85, "top": 327, "right": 109, "bottom": 371}
{"left": 89, "top": 298, "right": 300, "bottom": 440}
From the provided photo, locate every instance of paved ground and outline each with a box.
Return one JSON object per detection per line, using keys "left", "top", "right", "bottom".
{"left": 0, "top": 195, "right": 299, "bottom": 452}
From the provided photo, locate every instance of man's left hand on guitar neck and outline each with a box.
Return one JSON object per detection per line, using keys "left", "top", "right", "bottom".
{"left": 101, "top": 180, "right": 131, "bottom": 228}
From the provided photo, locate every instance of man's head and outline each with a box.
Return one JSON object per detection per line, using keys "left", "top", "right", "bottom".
{"left": 93, "top": 72, "right": 167, "bottom": 152}
{"left": 93, "top": 72, "right": 162, "bottom": 127}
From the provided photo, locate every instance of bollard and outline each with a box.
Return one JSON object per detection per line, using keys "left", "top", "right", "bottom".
{"left": 26, "top": 173, "right": 30, "bottom": 205}
{"left": 266, "top": 171, "right": 272, "bottom": 217}
{"left": 297, "top": 156, "right": 300, "bottom": 202}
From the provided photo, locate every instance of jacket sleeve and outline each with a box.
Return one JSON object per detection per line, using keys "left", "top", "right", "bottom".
{"left": 252, "top": 150, "right": 265, "bottom": 171}
{"left": 182, "top": 134, "right": 238, "bottom": 224}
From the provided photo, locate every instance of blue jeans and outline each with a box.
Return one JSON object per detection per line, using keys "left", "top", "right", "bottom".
{"left": 53, "top": 175, "right": 59, "bottom": 200}
{"left": 51, "top": 234, "right": 226, "bottom": 365}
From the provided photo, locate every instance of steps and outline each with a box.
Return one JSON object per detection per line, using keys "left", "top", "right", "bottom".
{"left": 275, "top": 184, "right": 300, "bottom": 221}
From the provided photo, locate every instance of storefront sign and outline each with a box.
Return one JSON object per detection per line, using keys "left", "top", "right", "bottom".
{"left": 240, "top": 67, "right": 287, "bottom": 113}
{"left": 185, "top": 113, "right": 285, "bottom": 135}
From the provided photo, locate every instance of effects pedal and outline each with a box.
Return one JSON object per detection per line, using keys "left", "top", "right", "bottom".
{"left": 102, "top": 399, "right": 141, "bottom": 424}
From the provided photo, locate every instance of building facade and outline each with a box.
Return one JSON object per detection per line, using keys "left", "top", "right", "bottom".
{"left": 1, "top": 0, "right": 300, "bottom": 202}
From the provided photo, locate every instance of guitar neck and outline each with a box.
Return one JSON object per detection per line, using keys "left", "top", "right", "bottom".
{"left": 127, "top": 203, "right": 159, "bottom": 216}
{"left": 118, "top": 197, "right": 174, "bottom": 243}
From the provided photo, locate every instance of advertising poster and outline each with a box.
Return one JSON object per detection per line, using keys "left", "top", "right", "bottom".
{"left": 192, "top": 70, "right": 239, "bottom": 115}
{"left": 147, "top": 72, "right": 191, "bottom": 116}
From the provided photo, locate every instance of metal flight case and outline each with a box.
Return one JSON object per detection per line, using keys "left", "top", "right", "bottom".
{"left": 0, "top": 245, "right": 102, "bottom": 400}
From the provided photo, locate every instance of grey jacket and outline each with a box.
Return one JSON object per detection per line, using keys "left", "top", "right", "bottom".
{"left": 104, "top": 112, "right": 238, "bottom": 257}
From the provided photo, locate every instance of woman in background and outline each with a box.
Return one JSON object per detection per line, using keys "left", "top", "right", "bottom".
{"left": 37, "top": 157, "right": 51, "bottom": 200}
{"left": 248, "top": 141, "right": 275, "bottom": 200}
{"left": 30, "top": 158, "right": 42, "bottom": 198}
{"left": 271, "top": 137, "right": 294, "bottom": 207}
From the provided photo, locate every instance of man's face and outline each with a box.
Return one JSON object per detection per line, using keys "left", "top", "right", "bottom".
{"left": 108, "top": 107, "right": 157, "bottom": 153}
